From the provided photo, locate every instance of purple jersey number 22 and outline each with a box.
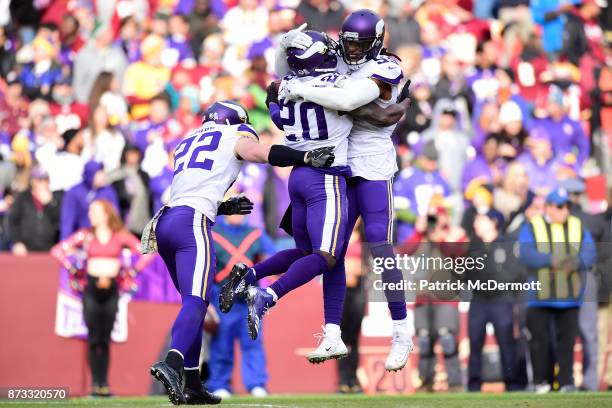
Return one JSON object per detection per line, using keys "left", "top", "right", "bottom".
{"left": 174, "top": 131, "right": 222, "bottom": 175}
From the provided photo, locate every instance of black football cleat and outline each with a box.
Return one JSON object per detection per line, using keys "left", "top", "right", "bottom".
{"left": 150, "top": 361, "right": 186, "bottom": 405}
{"left": 219, "top": 263, "right": 250, "bottom": 313}
{"left": 184, "top": 386, "right": 222, "bottom": 405}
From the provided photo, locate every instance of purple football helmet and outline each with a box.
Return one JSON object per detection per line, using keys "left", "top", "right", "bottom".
{"left": 339, "top": 9, "right": 385, "bottom": 66}
{"left": 286, "top": 31, "right": 337, "bottom": 77}
{"left": 203, "top": 100, "right": 250, "bottom": 125}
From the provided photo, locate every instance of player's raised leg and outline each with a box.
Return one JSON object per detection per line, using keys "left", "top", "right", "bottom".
{"left": 247, "top": 168, "right": 348, "bottom": 342}
{"left": 219, "top": 247, "right": 306, "bottom": 313}
{"left": 308, "top": 180, "right": 359, "bottom": 363}
{"left": 152, "top": 206, "right": 220, "bottom": 405}
{"left": 356, "top": 177, "right": 413, "bottom": 371}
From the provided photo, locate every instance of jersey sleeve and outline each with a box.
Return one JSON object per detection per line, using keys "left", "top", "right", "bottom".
{"left": 236, "top": 124, "right": 259, "bottom": 141}
{"left": 369, "top": 57, "right": 404, "bottom": 86}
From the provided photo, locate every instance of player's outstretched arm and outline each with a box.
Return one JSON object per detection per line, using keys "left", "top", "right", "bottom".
{"left": 282, "top": 76, "right": 380, "bottom": 112}
{"left": 234, "top": 137, "right": 335, "bottom": 168}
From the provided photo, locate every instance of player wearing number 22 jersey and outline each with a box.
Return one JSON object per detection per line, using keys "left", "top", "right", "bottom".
{"left": 142, "top": 100, "right": 335, "bottom": 406}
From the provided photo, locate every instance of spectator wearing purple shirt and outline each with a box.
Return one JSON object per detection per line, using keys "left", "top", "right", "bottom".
{"left": 130, "top": 93, "right": 181, "bottom": 153}
{"left": 166, "top": 14, "right": 195, "bottom": 66}
{"left": 516, "top": 127, "right": 563, "bottom": 195}
{"left": 462, "top": 134, "right": 503, "bottom": 193}
{"left": 465, "top": 40, "right": 499, "bottom": 103}
{"left": 60, "top": 161, "right": 119, "bottom": 239}
{"left": 533, "top": 86, "right": 590, "bottom": 165}
{"left": 393, "top": 141, "right": 451, "bottom": 242}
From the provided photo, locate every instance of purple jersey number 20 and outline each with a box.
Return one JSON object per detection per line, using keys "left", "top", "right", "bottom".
{"left": 174, "top": 131, "right": 222, "bottom": 175}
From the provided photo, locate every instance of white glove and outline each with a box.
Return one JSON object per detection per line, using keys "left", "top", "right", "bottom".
{"left": 280, "top": 23, "right": 312, "bottom": 50}
{"left": 279, "top": 78, "right": 304, "bottom": 101}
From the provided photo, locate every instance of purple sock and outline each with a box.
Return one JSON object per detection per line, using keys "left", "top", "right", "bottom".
{"left": 371, "top": 243, "right": 407, "bottom": 320}
{"left": 269, "top": 253, "right": 328, "bottom": 300}
{"left": 250, "top": 248, "right": 306, "bottom": 283}
{"left": 323, "top": 261, "right": 346, "bottom": 325}
{"left": 169, "top": 295, "right": 207, "bottom": 358}
{"left": 183, "top": 318, "right": 204, "bottom": 369}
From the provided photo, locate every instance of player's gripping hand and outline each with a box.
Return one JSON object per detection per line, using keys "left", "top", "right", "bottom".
{"left": 266, "top": 81, "right": 281, "bottom": 108}
{"left": 397, "top": 79, "right": 411, "bottom": 104}
{"left": 279, "top": 78, "right": 303, "bottom": 101}
{"left": 305, "top": 146, "right": 335, "bottom": 168}
{"left": 280, "top": 23, "right": 312, "bottom": 50}
{"left": 217, "top": 196, "right": 254, "bottom": 216}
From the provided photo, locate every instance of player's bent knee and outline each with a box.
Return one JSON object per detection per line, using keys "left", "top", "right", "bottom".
{"left": 314, "top": 250, "right": 337, "bottom": 270}
{"left": 364, "top": 224, "right": 390, "bottom": 244}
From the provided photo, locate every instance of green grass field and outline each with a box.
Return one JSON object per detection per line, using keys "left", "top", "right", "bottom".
{"left": 1, "top": 393, "right": 612, "bottom": 408}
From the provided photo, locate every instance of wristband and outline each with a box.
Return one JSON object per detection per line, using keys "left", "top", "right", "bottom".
{"left": 268, "top": 144, "right": 306, "bottom": 167}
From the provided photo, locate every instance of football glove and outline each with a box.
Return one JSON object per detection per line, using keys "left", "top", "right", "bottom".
{"left": 306, "top": 146, "right": 335, "bottom": 168}
{"left": 397, "top": 79, "right": 411, "bottom": 104}
{"left": 279, "top": 78, "right": 302, "bottom": 101}
{"left": 217, "top": 196, "right": 254, "bottom": 216}
{"left": 280, "top": 23, "right": 312, "bottom": 50}
{"left": 266, "top": 81, "right": 280, "bottom": 108}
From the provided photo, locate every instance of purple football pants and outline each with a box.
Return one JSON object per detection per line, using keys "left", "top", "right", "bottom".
{"left": 252, "top": 166, "right": 348, "bottom": 300}
{"left": 323, "top": 177, "right": 407, "bottom": 325}
{"left": 156, "top": 206, "right": 216, "bottom": 368}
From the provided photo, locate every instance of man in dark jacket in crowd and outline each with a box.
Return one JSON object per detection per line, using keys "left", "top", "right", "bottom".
{"left": 8, "top": 166, "right": 62, "bottom": 254}
{"left": 466, "top": 210, "right": 522, "bottom": 391}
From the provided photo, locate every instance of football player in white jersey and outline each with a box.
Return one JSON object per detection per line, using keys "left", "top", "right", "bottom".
{"left": 218, "top": 32, "right": 356, "bottom": 349}
{"left": 275, "top": 11, "right": 414, "bottom": 372}
{"left": 218, "top": 29, "right": 411, "bottom": 367}
{"left": 143, "top": 100, "right": 335, "bottom": 405}
{"left": 217, "top": 31, "right": 410, "bottom": 358}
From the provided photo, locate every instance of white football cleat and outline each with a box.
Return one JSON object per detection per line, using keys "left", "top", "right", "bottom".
{"left": 306, "top": 327, "right": 348, "bottom": 364}
{"left": 250, "top": 386, "right": 268, "bottom": 397}
{"left": 384, "top": 331, "right": 414, "bottom": 372}
{"left": 212, "top": 389, "right": 231, "bottom": 398}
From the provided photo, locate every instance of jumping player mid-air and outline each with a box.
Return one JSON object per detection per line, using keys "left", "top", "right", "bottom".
{"left": 142, "top": 101, "right": 335, "bottom": 405}
{"left": 222, "top": 32, "right": 355, "bottom": 350}
{"left": 276, "top": 10, "right": 413, "bottom": 371}
{"left": 219, "top": 27, "right": 411, "bottom": 365}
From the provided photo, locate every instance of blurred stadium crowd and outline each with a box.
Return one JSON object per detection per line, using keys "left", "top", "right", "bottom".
{"left": 0, "top": 0, "right": 612, "bottom": 396}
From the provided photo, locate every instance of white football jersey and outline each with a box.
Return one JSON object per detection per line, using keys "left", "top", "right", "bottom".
{"left": 279, "top": 73, "right": 353, "bottom": 167}
{"left": 167, "top": 122, "right": 258, "bottom": 222}
{"left": 337, "top": 56, "right": 403, "bottom": 180}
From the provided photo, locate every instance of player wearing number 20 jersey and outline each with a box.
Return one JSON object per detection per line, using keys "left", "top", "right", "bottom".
{"left": 272, "top": 11, "right": 413, "bottom": 372}
{"left": 276, "top": 71, "right": 352, "bottom": 257}
{"left": 278, "top": 72, "right": 352, "bottom": 170}
{"left": 234, "top": 32, "right": 354, "bottom": 346}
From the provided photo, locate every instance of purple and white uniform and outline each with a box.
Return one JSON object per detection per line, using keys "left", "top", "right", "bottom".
{"left": 333, "top": 55, "right": 403, "bottom": 248}
{"left": 156, "top": 120, "right": 259, "bottom": 302}
{"left": 279, "top": 73, "right": 353, "bottom": 257}
{"left": 338, "top": 55, "right": 403, "bottom": 182}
